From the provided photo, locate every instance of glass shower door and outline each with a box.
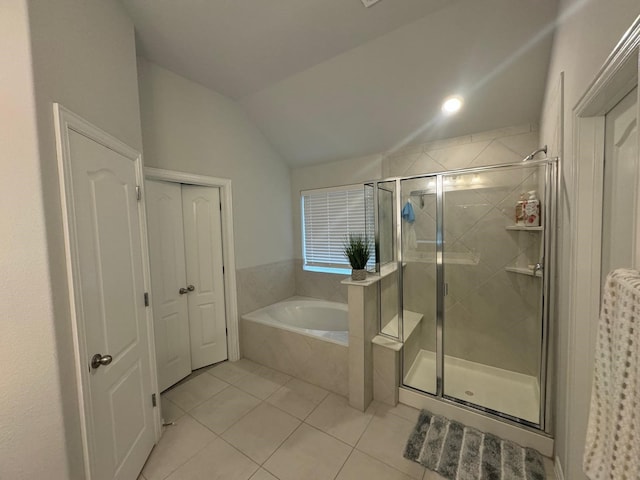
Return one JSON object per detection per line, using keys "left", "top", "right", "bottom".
{"left": 441, "top": 164, "right": 545, "bottom": 424}
{"left": 399, "top": 176, "right": 438, "bottom": 395}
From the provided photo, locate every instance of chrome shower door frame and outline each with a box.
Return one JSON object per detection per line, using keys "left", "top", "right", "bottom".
{"left": 390, "top": 158, "right": 557, "bottom": 435}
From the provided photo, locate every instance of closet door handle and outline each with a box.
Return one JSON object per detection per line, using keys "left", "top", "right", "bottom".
{"left": 187, "top": 284, "right": 195, "bottom": 292}
{"left": 179, "top": 287, "right": 188, "bottom": 295}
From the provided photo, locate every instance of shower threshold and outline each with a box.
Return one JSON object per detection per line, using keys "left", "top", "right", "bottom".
{"left": 404, "top": 350, "right": 540, "bottom": 424}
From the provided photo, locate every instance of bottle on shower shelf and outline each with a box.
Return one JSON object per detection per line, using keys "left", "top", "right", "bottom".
{"left": 515, "top": 193, "right": 526, "bottom": 226}
{"left": 524, "top": 190, "right": 540, "bottom": 227}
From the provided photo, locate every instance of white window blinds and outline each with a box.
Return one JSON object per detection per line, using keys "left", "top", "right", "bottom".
{"left": 301, "top": 185, "right": 368, "bottom": 272}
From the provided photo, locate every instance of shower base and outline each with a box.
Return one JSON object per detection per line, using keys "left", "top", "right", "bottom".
{"left": 404, "top": 350, "right": 540, "bottom": 424}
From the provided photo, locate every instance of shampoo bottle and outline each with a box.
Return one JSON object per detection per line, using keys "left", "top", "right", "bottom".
{"left": 524, "top": 190, "right": 540, "bottom": 227}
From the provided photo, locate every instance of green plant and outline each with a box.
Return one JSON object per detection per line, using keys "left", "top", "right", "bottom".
{"left": 343, "top": 233, "right": 371, "bottom": 270}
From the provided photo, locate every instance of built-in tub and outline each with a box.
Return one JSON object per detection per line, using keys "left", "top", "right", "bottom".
{"left": 241, "top": 297, "right": 349, "bottom": 396}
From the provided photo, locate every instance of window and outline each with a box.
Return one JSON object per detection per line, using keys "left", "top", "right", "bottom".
{"left": 301, "top": 184, "right": 373, "bottom": 274}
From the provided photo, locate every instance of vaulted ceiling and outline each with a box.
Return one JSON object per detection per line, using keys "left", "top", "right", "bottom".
{"left": 121, "top": 0, "right": 560, "bottom": 166}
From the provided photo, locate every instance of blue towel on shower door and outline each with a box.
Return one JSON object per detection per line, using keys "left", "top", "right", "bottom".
{"left": 402, "top": 201, "right": 415, "bottom": 223}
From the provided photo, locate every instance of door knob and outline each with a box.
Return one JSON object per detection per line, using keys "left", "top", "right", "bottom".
{"left": 179, "top": 287, "right": 188, "bottom": 295}
{"left": 187, "top": 284, "right": 195, "bottom": 292}
{"left": 91, "top": 353, "right": 113, "bottom": 370}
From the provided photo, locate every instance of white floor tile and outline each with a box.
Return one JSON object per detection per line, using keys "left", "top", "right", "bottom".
{"left": 264, "top": 424, "right": 352, "bottom": 480}
{"left": 190, "top": 385, "right": 261, "bottom": 434}
{"left": 222, "top": 402, "right": 300, "bottom": 464}
{"left": 164, "top": 437, "right": 259, "bottom": 480}
{"left": 336, "top": 450, "right": 415, "bottom": 480}
{"left": 234, "top": 366, "right": 291, "bottom": 400}
{"left": 164, "top": 374, "right": 229, "bottom": 411}
{"left": 267, "top": 378, "right": 329, "bottom": 420}
{"left": 208, "top": 359, "right": 261, "bottom": 384}
{"left": 250, "top": 468, "right": 279, "bottom": 480}
{"left": 356, "top": 411, "right": 425, "bottom": 479}
{"left": 306, "top": 393, "right": 374, "bottom": 446}
{"left": 371, "top": 401, "right": 420, "bottom": 424}
{"left": 140, "top": 358, "right": 554, "bottom": 480}
{"left": 141, "top": 415, "right": 217, "bottom": 480}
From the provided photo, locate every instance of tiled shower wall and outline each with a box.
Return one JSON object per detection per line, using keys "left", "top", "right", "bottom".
{"left": 381, "top": 124, "right": 539, "bottom": 178}
{"left": 382, "top": 123, "right": 543, "bottom": 376}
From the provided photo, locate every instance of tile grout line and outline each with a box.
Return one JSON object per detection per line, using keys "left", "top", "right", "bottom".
{"left": 331, "top": 445, "right": 357, "bottom": 480}
{"left": 263, "top": 385, "right": 330, "bottom": 422}
{"left": 150, "top": 429, "right": 217, "bottom": 480}
{"left": 259, "top": 417, "right": 306, "bottom": 472}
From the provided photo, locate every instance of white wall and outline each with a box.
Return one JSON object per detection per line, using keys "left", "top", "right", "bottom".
{"left": 0, "top": 2, "right": 69, "bottom": 478}
{"left": 539, "top": 1, "right": 640, "bottom": 478}
{"left": 138, "top": 60, "right": 294, "bottom": 269}
{"left": 0, "top": 0, "right": 145, "bottom": 477}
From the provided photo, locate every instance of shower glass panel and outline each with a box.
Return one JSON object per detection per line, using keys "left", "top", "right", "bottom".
{"left": 375, "top": 180, "right": 402, "bottom": 338}
{"left": 377, "top": 181, "right": 395, "bottom": 267}
{"left": 400, "top": 176, "right": 438, "bottom": 394}
{"left": 441, "top": 165, "right": 544, "bottom": 424}
{"left": 395, "top": 159, "right": 555, "bottom": 429}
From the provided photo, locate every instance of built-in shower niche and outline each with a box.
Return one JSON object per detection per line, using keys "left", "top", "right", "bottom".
{"left": 372, "top": 159, "right": 555, "bottom": 430}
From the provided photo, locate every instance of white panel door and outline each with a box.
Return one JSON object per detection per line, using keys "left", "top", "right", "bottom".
{"left": 67, "top": 130, "right": 155, "bottom": 479}
{"left": 182, "top": 185, "right": 228, "bottom": 368}
{"left": 602, "top": 87, "right": 638, "bottom": 285}
{"left": 145, "top": 180, "right": 191, "bottom": 392}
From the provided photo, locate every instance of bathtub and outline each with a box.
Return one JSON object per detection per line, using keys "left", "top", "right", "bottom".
{"left": 242, "top": 297, "right": 348, "bottom": 346}
{"left": 241, "top": 297, "right": 349, "bottom": 396}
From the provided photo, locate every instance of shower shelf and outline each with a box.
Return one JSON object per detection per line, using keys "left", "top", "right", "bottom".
{"left": 505, "top": 225, "right": 543, "bottom": 231}
{"left": 505, "top": 266, "right": 542, "bottom": 277}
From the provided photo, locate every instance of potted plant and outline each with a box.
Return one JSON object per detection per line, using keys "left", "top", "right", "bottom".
{"left": 343, "top": 233, "right": 371, "bottom": 281}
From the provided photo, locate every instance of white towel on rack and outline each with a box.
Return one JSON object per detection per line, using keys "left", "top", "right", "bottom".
{"left": 584, "top": 269, "right": 640, "bottom": 480}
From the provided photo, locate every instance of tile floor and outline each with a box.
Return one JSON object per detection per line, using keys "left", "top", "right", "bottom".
{"left": 139, "top": 359, "right": 556, "bottom": 480}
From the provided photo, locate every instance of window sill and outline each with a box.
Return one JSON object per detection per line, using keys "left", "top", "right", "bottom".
{"left": 302, "top": 265, "right": 351, "bottom": 275}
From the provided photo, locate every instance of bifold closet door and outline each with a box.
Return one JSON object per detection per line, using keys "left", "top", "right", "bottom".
{"left": 146, "top": 180, "right": 191, "bottom": 392}
{"left": 182, "top": 185, "right": 228, "bottom": 369}
{"left": 147, "top": 181, "right": 229, "bottom": 389}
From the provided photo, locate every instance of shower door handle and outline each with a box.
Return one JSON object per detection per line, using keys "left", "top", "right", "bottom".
{"left": 532, "top": 263, "right": 543, "bottom": 276}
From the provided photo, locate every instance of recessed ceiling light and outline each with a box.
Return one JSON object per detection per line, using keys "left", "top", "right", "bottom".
{"left": 442, "top": 96, "right": 463, "bottom": 115}
{"left": 361, "top": 0, "right": 383, "bottom": 7}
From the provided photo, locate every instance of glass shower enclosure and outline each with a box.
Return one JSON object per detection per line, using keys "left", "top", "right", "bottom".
{"left": 368, "top": 158, "right": 557, "bottom": 431}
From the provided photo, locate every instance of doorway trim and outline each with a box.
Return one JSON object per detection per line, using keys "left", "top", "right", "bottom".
{"left": 144, "top": 167, "right": 240, "bottom": 361}
{"left": 565, "top": 16, "right": 640, "bottom": 480}
{"left": 53, "top": 104, "right": 163, "bottom": 479}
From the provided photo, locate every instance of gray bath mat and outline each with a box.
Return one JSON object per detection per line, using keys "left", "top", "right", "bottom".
{"left": 404, "top": 410, "right": 545, "bottom": 480}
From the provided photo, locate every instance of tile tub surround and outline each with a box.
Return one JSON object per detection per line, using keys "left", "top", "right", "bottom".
{"left": 240, "top": 316, "right": 348, "bottom": 397}
{"left": 236, "top": 260, "right": 296, "bottom": 315}
{"left": 343, "top": 276, "right": 379, "bottom": 412}
{"left": 294, "top": 259, "right": 348, "bottom": 304}
{"left": 372, "top": 335, "right": 402, "bottom": 406}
